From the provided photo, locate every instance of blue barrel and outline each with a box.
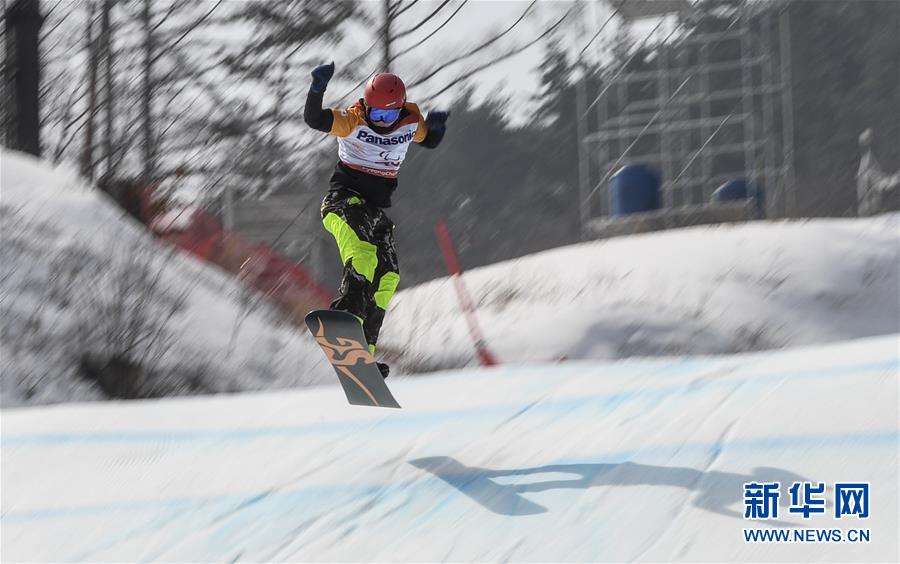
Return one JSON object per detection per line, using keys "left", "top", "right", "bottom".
{"left": 712, "top": 179, "right": 766, "bottom": 218}
{"left": 711, "top": 179, "right": 749, "bottom": 202}
{"left": 609, "top": 164, "right": 661, "bottom": 216}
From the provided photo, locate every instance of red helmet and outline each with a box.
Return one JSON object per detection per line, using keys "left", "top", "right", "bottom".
{"left": 364, "top": 73, "right": 406, "bottom": 109}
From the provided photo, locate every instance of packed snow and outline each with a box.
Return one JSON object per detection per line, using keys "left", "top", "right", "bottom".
{"left": 3, "top": 336, "right": 898, "bottom": 561}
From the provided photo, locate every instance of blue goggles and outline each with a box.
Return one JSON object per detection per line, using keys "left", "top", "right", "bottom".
{"left": 368, "top": 107, "right": 401, "bottom": 123}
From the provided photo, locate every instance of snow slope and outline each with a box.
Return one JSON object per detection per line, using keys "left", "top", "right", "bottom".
{"left": 3, "top": 149, "right": 898, "bottom": 408}
{"left": 1, "top": 149, "right": 332, "bottom": 407}
{"left": 383, "top": 214, "right": 899, "bottom": 371}
{"left": 3, "top": 336, "right": 898, "bottom": 561}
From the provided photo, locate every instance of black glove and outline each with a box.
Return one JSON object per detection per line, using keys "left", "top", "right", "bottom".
{"left": 425, "top": 110, "right": 450, "bottom": 134}
{"left": 310, "top": 62, "right": 335, "bottom": 94}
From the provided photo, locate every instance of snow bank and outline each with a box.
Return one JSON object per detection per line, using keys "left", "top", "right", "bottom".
{"left": 1, "top": 149, "right": 331, "bottom": 407}
{"left": 3, "top": 336, "right": 897, "bottom": 561}
{"left": 382, "top": 214, "right": 899, "bottom": 370}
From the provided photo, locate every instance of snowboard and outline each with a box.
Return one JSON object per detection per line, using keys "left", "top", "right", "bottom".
{"left": 304, "top": 309, "right": 401, "bottom": 409}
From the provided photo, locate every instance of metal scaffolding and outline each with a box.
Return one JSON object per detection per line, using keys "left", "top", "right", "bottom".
{"left": 576, "top": 1, "right": 796, "bottom": 238}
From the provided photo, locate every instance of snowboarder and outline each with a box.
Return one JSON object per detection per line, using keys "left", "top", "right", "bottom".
{"left": 304, "top": 62, "right": 449, "bottom": 379}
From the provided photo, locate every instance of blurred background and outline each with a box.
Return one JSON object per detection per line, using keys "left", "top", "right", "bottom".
{"left": 2, "top": 0, "right": 899, "bottom": 405}
{"left": 5, "top": 0, "right": 897, "bottom": 283}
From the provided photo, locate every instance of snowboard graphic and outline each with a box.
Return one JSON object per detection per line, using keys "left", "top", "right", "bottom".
{"left": 305, "top": 309, "right": 401, "bottom": 408}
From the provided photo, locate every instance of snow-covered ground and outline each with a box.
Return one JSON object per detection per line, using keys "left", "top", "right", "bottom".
{"left": 2, "top": 148, "right": 898, "bottom": 560}
{"left": 383, "top": 213, "right": 899, "bottom": 371}
{"left": 3, "top": 336, "right": 898, "bottom": 561}
{"left": 1, "top": 149, "right": 332, "bottom": 407}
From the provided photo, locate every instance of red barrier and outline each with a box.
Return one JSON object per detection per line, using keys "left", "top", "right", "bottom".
{"left": 435, "top": 221, "right": 498, "bottom": 367}
{"left": 142, "top": 193, "right": 332, "bottom": 322}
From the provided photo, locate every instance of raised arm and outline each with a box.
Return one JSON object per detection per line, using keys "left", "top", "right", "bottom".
{"left": 304, "top": 62, "right": 335, "bottom": 133}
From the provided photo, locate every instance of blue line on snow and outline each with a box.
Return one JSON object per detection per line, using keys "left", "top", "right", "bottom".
{"left": 3, "top": 429, "right": 897, "bottom": 523}
{"left": 3, "top": 357, "right": 896, "bottom": 447}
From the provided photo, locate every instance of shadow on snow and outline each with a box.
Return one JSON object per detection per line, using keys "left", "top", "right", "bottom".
{"left": 410, "top": 456, "right": 807, "bottom": 521}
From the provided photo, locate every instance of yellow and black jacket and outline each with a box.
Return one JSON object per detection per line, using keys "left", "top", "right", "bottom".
{"left": 305, "top": 90, "right": 444, "bottom": 208}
